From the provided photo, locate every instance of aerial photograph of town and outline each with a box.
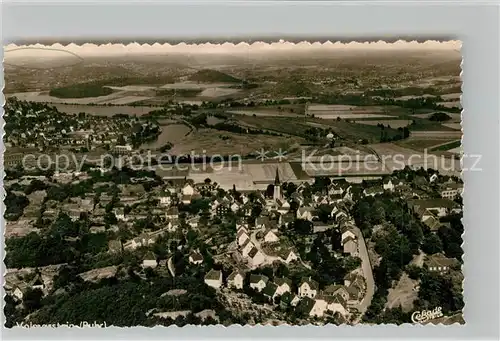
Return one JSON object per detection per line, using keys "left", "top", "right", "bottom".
{"left": 3, "top": 40, "right": 464, "bottom": 327}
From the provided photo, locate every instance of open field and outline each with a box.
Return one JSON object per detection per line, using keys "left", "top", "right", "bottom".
{"left": 198, "top": 87, "right": 241, "bottom": 98}
{"left": 438, "top": 101, "right": 462, "bottom": 109}
{"left": 105, "top": 96, "right": 153, "bottom": 105}
{"left": 167, "top": 128, "right": 302, "bottom": 156}
{"left": 386, "top": 273, "right": 418, "bottom": 312}
{"left": 394, "top": 94, "right": 437, "bottom": 100}
{"left": 141, "top": 124, "right": 191, "bottom": 150}
{"left": 430, "top": 140, "right": 462, "bottom": 152}
{"left": 369, "top": 143, "right": 461, "bottom": 175}
{"left": 355, "top": 120, "right": 410, "bottom": 129}
{"left": 440, "top": 92, "right": 461, "bottom": 100}
{"left": 441, "top": 122, "right": 462, "bottom": 130}
{"left": 228, "top": 110, "right": 302, "bottom": 118}
{"left": 395, "top": 138, "right": 456, "bottom": 151}
{"left": 410, "top": 130, "right": 462, "bottom": 139}
{"left": 306, "top": 104, "right": 391, "bottom": 119}
{"left": 49, "top": 103, "right": 157, "bottom": 116}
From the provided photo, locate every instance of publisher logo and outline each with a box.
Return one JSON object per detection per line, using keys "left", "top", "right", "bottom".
{"left": 411, "top": 307, "right": 444, "bottom": 323}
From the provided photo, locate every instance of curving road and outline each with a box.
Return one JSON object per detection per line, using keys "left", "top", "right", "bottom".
{"left": 353, "top": 226, "right": 375, "bottom": 322}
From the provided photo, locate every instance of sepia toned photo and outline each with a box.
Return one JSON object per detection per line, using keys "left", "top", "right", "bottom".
{"left": 3, "top": 40, "right": 464, "bottom": 327}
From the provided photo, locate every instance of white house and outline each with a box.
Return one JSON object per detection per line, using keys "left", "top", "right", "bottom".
{"left": 204, "top": 269, "right": 223, "bottom": 289}
{"left": 274, "top": 278, "right": 292, "bottom": 296}
{"left": 300, "top": 297, "right": 328, "bottom": 317}
{"left": 249, "top": 274, "right": 269, "bottom": 292}
{"left": 297, "top": 207, "right": 314, "bottom": 221}
{"left": 159, "top": 193, "right": 172, "bottom": 206}
{"left": 236, "top": 229, "right": 250, "bottom": 246}
{"left": 282, "top": 250, "right": 299, "bottom": 264}
{"left": 227, "top": 270, "right": 245, "bottom": 289}
{"left": 189, "top": 251, "right": 204, "bottom": 265}
{"left": 231, "top": 202, "right": 240, "bottom": 212}
{"left": 182, "top": 183, "right": 195, "bottom": 196}
{"left": 142, "top": 251, "right": 157, "bottom": 268}
{"left": 263, "top": 230, "right": 279, "bottom": 243}
{"left": 343, "top": 236, "right": 358, "bottom": 256}
{"left": 248, "top": 247, "right": 266, "bottom": 268}
{"left": 298, "top": 277, "right": 319, "bottom": 298}
{"left": 383, "top": 178, "right": 395, "bottom": 191}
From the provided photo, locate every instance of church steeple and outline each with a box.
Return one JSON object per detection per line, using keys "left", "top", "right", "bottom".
{"left": 274, "top": 168, "right": 281, "bottom": 186}
{"left": 273, "top": 168, "right": 282, "bottom": 202}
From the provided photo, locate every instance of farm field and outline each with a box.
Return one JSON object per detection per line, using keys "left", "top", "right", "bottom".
{"left": 306, "top": 104, "right": 392, "bottom": 119}
{"left": 395, "top": 138, "right": 456, "bottom": 152}
{"left": 410, "top": 130, "right": 462, "bottom": 139}
{"left": 440, "top": 92, "right": 461, "bottom": 100}
{"left": 355, "top": 120, "right": 410, "bottom": 129}
{"left": 438, "top": 101, "right": 462, "bottom": 109}
{"left": 228, "top": 110, "right": 302, "bottom": 118}
{"left": 441, "top": 122, "right": 462, "bottom": 130}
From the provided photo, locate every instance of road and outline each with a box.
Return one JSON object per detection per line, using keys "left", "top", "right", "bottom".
{"left": 353, "top": 226, "right": 375, "bottom": 321}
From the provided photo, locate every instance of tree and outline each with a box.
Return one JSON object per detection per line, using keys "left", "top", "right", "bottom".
{"left": 421, "top": 233, "right": 443, "bottom": 255}
{"left": 292, "top": 219, "right": 313, "bottom": 235}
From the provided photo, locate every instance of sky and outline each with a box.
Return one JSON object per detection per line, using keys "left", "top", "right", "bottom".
{"left": 4, "top": 40, "right": 461, "bottom": 58}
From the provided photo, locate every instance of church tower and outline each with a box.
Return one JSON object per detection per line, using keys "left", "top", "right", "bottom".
{"left": 273, "top": 168, "right": 282, "bottom": 202}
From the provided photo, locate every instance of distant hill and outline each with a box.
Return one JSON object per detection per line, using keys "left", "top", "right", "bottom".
{"left": 188, "top": 69, "right": 241, "bottom": 83}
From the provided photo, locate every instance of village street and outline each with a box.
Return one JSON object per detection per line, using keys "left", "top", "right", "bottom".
{"left": 353, "top": 226, "right": 375, "bottom": 321}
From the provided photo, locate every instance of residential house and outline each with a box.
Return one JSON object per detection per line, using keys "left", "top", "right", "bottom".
{"left": 255, "top": 216, "right": 270, "bottom": 229}
{"left": 297, "top": 207, "right": 315, "bottom": 221}
{"left": 181, "top": 195, "right": 192, "bottom": 205}
{"left": 236, "top": 228, "right": 250, "bottom": 247}
{"left": 249, "top": 274, "right": 269, "bottom": 292}
{"left": 189, "top": 251, "right": 204, "bottom": 265}
{"left": 241, "top": 240, "right": 256, "bottom": 258}
{"left": 279, "top": 212, "right": 295, "bottom": 227}
{"left": 215, "top": 202, "right": 230, "bottom": 217}
{"left": 231, "top": 202, "right": 240, "bottom": 213}
{"left": 363, "top": 186, "right": 384, "bottom": 197}
{"left": 159, "top": 192, "right": 172, "bottom": 206}
{"left": 274, "top": 277, "right": 292, "bottom": 296}
{"left": 113, "top": 207, "right": 126, "bottom": 221}
{"left": 425, "top": 254, "right": 459, "bottom": 274}
{"left": 383, "top": 178, "right": 395, "bottom": 191}
{"left": 227, "top": 270, "right": 245, "bottom": 290}
{"left": 321, "top": 284, "right": 350, "bottom": 302}
{"left": 298, "top": 277, "right": 319, "bottom": 298}
{"left": 204, "top": 269, "right": 223, "bottom": 289}
{"left": 297, "top": 297, "right": 328, "bottom": 318}
{"left": 280, "top": 292, "right": 300, "bottom": 308}
{"left": 410, "top": 199, "right": 462, "bottom": 219}
{"left": 248, "top": 247, "right": 265, "bottom": 267}
{"left": 142, "top": 251, "right": 157, "bottom": 268}
{"left": 343, "top": 236, "right": 358, "bottom": 256}
{"left": 182, "top": 183, "right": 195, "bottom": 196}
{"left": 439, "top": 183, "right": 464, "bottom": 199}
{"left": 263, "top": 229, "right": 279, "bottom": 243}
{"left": 262, "top": 282, "right": 279, "bottom": 301}
{"left": 166, "top": 207, "right": 179, "bottom": 220}
{"left": 313, "top": 221, "right": 333, "bottom": 234}
{"left": 281, "top": 249, "right": 299, "bottom": 264}
{"left": 290, "top": 192, "right": 304, "bottom": 206}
